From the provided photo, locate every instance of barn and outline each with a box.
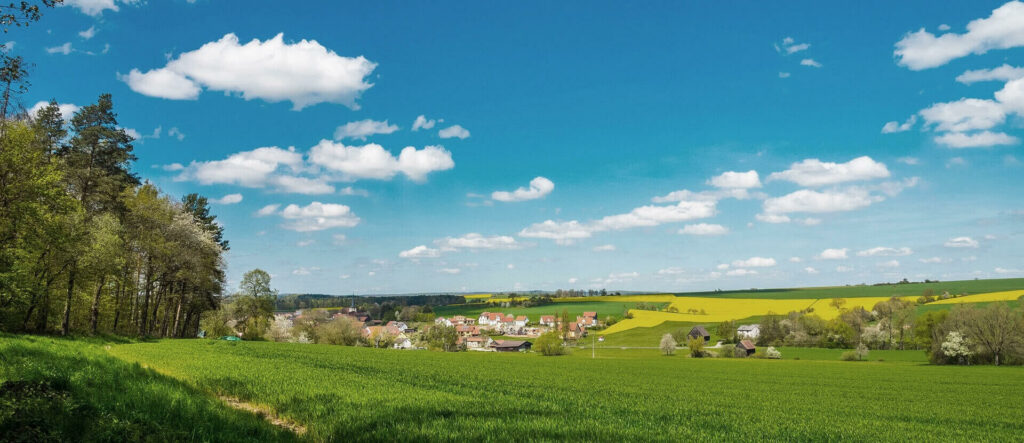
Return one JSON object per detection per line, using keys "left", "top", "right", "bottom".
{"left": 736, "top": 340, "right": 756, "bottom": 356}
{"left": 687, "top": 326, "right": 710, "bottom": 342}
{"left": 491, "top": 340, "right": 533, "bottom": 352}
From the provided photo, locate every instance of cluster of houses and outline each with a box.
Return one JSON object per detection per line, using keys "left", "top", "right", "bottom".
{"left": 428, "top": 310, "right": 601, "bottom": 351}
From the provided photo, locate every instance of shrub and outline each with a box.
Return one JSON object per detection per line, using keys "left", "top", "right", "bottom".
{"left": 687, "top": 336, "right": 706, "bottom": 358}
{"left": 316, "top": 317, "right": 361, "bottom": 346}
{"left": 716, "top": 344, "right": 736, "bottom": 358}
{"left": 763, "top": 347, "right": 782, "bottom": 359}
{"left": 535, "top": 331, "right": 568, "bottom": 356}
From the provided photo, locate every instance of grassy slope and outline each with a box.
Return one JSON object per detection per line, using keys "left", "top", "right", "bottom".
{"left": 107, "top": 339, "right": 1024, "bottom": 441}
{"left": 0, "top": 334, "right": 294, "bottom": 442}
{"left": 673, "top": 278, "right": 1024, "bottom": 299}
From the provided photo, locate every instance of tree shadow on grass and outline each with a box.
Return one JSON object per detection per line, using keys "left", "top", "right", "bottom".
{"left": 0, "top": 338, "right": 299, "bottom": 442}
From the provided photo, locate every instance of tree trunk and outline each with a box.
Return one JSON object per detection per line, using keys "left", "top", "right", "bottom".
{"left": 138, "top": 259, "right": 152, "bottom": 336}
{"left": 112, "top": 281, "right": 123, "bottom": 332}
{"left": 172, "top": 282, "right": 185, "bottom": 338}
{"left": 89, "top": 274, "right": 106, "bottom": 334}
{"left": 150, "top": 281, "right": 166, "bottom": 336}
{"left": 61, "top": 266, "right": 77, "bottom": 336}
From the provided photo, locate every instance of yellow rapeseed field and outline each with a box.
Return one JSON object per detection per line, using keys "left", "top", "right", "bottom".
{"left": 601, "top": 296, "right": 915, "bottom": 335}
{"left": 928, "top": 290, "right": 1024, "bottom": 305}
{"left": 462, "top": 293, "right": 493, "bottom": 300}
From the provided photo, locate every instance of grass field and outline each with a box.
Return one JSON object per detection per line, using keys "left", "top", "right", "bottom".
{"left": 5, "top": 335, "right": 1024, "bottom": 440}
{"left": 0, "top": 335, "right": 294, "bottom": 441}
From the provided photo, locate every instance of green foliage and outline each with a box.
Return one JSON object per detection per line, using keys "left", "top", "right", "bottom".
{"left": 716, "top": 320, "right": 737, "bottom": 344}
{"left": 1, "top": 96, "right": 227, "bottom": 338}
{"left": 535, "top": 331, "right": 568, "bottom": 356}
{"left": 840, "top": 344, "right": 870, "bottom": 361}
{"left": 687, "top": 336, "right": 706, "bottom": 358}
{"left": 423, "top": 324, "right": 459, "bottom": 352}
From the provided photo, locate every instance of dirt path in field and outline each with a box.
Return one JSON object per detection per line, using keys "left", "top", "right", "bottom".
{"left": 219, "top": 395, "right": 307, "bottom": 436}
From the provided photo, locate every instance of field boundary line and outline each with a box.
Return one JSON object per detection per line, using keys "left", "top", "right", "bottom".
{"left": 219, "top": 395, "right": 308, "bottom": 436}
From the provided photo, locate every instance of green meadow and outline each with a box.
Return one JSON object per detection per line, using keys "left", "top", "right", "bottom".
{"left": 5, "top": 335, "right": 1023, "bottom": 441}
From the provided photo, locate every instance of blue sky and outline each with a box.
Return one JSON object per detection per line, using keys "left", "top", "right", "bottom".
{"left": 18, "top": 0, "right": 1024, "bottom": 294}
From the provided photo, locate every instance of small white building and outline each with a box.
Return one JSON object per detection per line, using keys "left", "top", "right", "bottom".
{"left": 737, "top": 324, "right": 760, "bottom": 339}
{"left": 434, "top": 317, "right": 453, "bottom": 327}
{"left": 513, "top": 315, "right": 529, "bottom": 328}
{"left": 393, "top": 335, "right": 414, "bottom": 349}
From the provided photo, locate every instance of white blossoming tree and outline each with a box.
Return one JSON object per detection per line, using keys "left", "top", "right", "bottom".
{"left": 941, "top": 331, "right": 972, "bottom": 365}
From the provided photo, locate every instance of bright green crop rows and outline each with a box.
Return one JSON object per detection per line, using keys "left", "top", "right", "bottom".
{"left": 105, "top": 339, "right": 1024, "bottom": 441}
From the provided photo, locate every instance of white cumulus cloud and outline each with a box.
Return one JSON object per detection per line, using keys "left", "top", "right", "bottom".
{"left": 763, "top": 188, "right": 881, "bottom": 214}
{"left": 707, "top": 170, "right": 761, "bottom": 189}
{"left": 895, "top": 1, "right": 1024, "bottom": 70}
{"left": 857, "top": 246, "right": 912, "bottom": 257}
{"left": 882, "top": 115, "right": 917, "bottom": 133}
{"left": 212, "top": 193, "right": 243, "bottom": 205}
{"left": 818, "top": 248, "right": 848, "bottom": 260}
{"left": 492, "top": 176, "right": 554, "bottom": 202}
{"left": 121, "top": 33, "right": 376, "bottom": 110}
{"left": 944, "top": 236, "right": 979, "bottom": 248}
{"left": 957, "top": 64, "right": 1024, "bottom": 84}
{"left": 438, "top": 124, "right": 470, "bottom": 139}
{"left": 399, "top": 245, "right": 441, "bottom": 259}
{"left": 333, "top": 119, "right": 398, "bottom": 140}
{"left": 275, "top": 202, "right": 360, "bottom": 232}
{"left": 732, "top": 257, "right": 776, "bottom": 268}
{"left": 934, "top": 131, "right": 1019, "bottom": 148}
{"left": 308, "top": 141, "right": 454, "bottom": 182}
{"left": 412, "top": 115, "right": 437, "bottom": 131}
{"left": 768, "top": 156, "right": 890, "bottom": 187}
{"left": 679, "top": 223, "right": 729, "bottom": 236}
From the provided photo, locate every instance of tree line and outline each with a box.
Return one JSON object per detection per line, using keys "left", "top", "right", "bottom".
{"left": 0, "top": 97, "right": 229, "bottom": 337}
{"left": 0, "top": 1, "right": 230, "bottom": 338}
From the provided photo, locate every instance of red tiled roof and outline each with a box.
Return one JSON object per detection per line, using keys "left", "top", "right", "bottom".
{"left": 583, "top": 312, "right": 597, "bottom": 317}
{"left": 515, "top": 315, "right": 527, "bottom": 321}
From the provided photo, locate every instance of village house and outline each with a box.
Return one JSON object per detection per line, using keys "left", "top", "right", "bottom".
{"left": 567, "top": 322, "right": 586, "bottom": 339}
{"left": 582, "top": 312, "right": 598, "bottom": 327}
{"left": 434, "top": 317, "right": 453, "bottom": 327}
{"left": 539, "top": 315, "right": 556, "bottom": 327}
{"left": 464, "top": 336, "right": 494, "bottom": 350}
{"left": 393, "top": 334, "right": 415, "bottom": 350}
{"left": 477, "top": 312, "right": 505, "bottom": 327}
{"left": 737, "top": 324, "right": 760, "bottom": 339}
{"left": 688, "top": 326, "right": 710, "bottom": 342}
{"left": 513, "top": 315, "right": 529, "bottom": 328}
{"left": 455, "top": 325, "right": 481, "bottom": 337}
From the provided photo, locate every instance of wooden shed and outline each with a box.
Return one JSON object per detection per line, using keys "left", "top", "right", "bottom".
{"left": 687, "top": 326, "right": 710, "bottom": 342}
{"left": 736, "top": 340, "right": 756, "bottom": 356}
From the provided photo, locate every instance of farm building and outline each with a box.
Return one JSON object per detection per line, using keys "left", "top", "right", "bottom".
{"left": 737, "top": 324, "right": 760, "bottom": 339}
{"left": 393, "top": 336, "right": 414, "bottom": 350}
{"left": 736, "top": 340, "right": 756, "bottom": 356}
{"left": 688, "top": 326, "right": 710, "bottom": 342}
{"left": 491, "top": 340, "right": 533, "bottom": 352}
{"left": 464, "top": 336, "right": 493, "bottom": 350}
